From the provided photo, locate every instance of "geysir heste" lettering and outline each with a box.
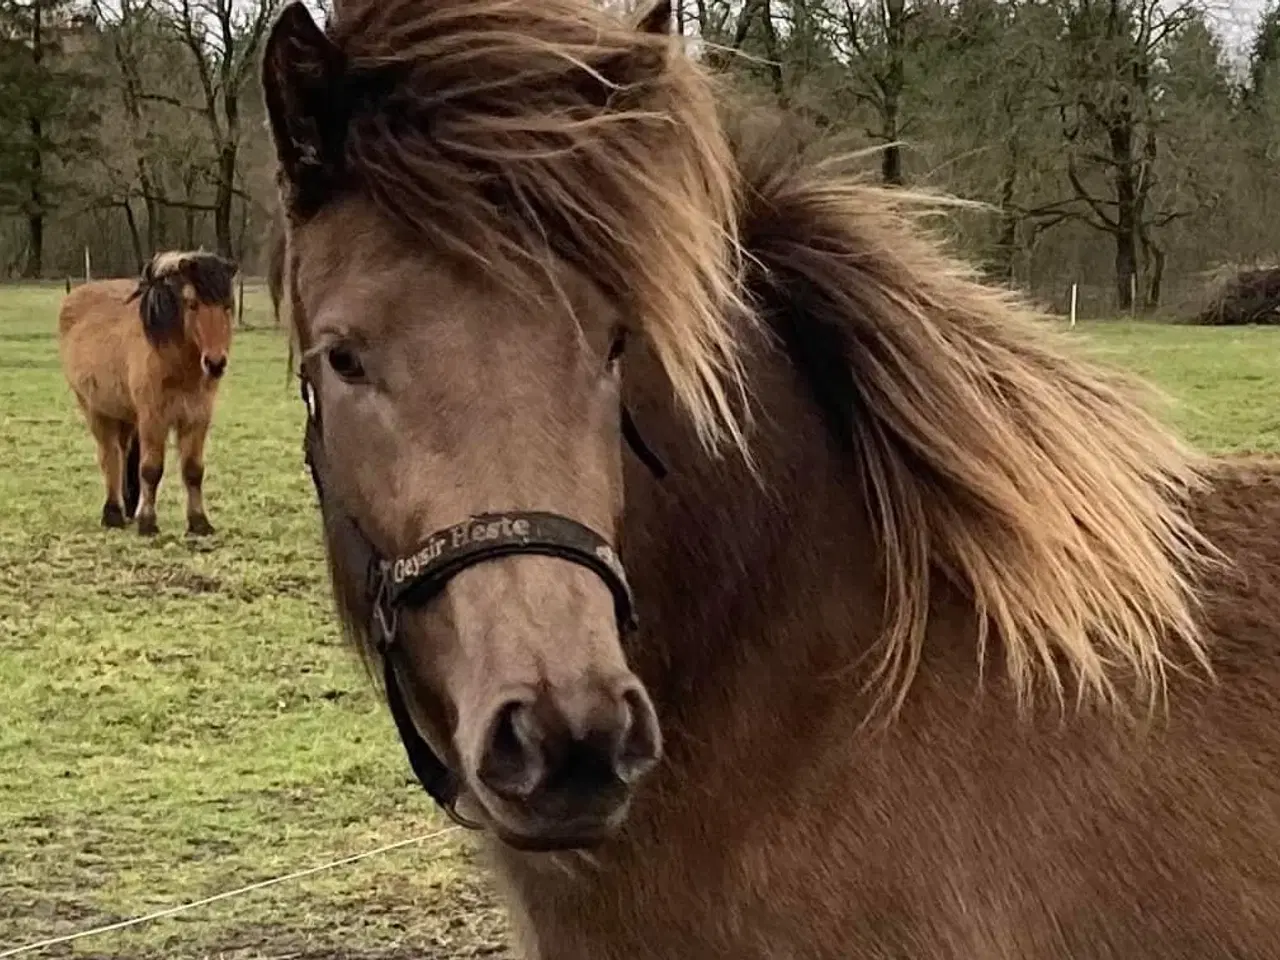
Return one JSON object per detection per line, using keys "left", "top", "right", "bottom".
{"left": 392, "top": 515, "right": 533, "bottom": 584}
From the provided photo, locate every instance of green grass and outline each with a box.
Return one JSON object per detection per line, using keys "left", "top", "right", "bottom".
{"left": 0, "top": 286, "right": 506, "bottom": 960}
{"left": 1069, "top": 320, "right": 1280, "bottom": 454}
{"left": 2, "top": 287, "right": 1280, "bottom": 959}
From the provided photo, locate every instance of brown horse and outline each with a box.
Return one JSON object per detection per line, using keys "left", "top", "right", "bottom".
{"left": 266, "top": 215, "right": 287, "bottom": 325}
{"left": 58, "top": 250, "right": 237, "bottom": 537}
{"left": 263, "top": 0, "right": 1280, "bottom": 955}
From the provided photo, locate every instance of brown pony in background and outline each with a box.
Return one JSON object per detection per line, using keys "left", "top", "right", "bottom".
{"left": 263, "top": 0, "right": 1280, "bottom": 956}
{"left": 265, "top": 216, "right": 287, "bottom": 325}
{"left": 58, "top": 250, "right": 237, "bottom": 537}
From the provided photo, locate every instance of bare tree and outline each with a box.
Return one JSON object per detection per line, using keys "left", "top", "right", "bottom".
{"left": 161, "top": 0, "right": 280, "bottom": 258}
{"left": 1050, "top": 0, "right": 1200, "bottom": 310}
{"left": 89, "top": 0, "right": 175, "bottom": 265}
{"left": 826, "top": 0, "right": 924, "bottom": 184}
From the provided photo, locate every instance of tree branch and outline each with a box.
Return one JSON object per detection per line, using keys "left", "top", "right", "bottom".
{"left": 1066, "top": 156, "right": 1119, "bottom": 231}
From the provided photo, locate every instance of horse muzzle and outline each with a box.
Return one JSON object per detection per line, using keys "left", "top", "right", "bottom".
{"left": 201, "top": 353, "right": 228, "bottom": 379}
{"left": 465, "top": 675, "right": 662, "bottom": 849}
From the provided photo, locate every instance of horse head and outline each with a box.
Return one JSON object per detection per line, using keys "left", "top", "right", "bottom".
{"left": 131, "top": 250, "right": 238, "bottom": 380}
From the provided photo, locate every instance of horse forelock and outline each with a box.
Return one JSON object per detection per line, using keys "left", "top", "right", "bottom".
{"left": 150, "top": 250, "right": 237, "bottom": 307}
{"left": 733, "top": 119, "right": 1220, "bottom": 717}
{"left": 132, "top": 249, "right": 236, "bottom": 347}
{"left": 312, "top": 0, "right": 751, "bottom": 454}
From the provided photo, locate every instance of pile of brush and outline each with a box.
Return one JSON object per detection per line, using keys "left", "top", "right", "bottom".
{"left": 1193, "top": 264, "right": 1280, "bottom": 325}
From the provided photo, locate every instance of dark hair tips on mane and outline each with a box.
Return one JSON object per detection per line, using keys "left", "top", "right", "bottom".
{"left": 136, "top": 276, "right": 183, "bottom": 347}
{"left": 128, "top": 251, "right": 238, "bottom": 347}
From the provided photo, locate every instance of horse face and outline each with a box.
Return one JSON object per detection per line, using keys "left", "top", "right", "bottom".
{"left": 288, "top": 200, "right": 661, "bottom": 851}
{"left": 183, "top": 287, "right": 232, "bottom": 380}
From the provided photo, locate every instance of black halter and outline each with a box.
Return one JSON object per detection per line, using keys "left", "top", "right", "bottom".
{"left": 297, "top": 372, "right": 665, "bottom": 828}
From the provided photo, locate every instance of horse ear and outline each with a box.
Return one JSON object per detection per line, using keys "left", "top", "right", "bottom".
{"left": 262, "top": 1, "right": 346, "bottom": 215}
{"left": 635, "top": 0, "right": 672, "bottom": 35}
{"left": 590, "top": 0, "right": 672, "bottom": 95}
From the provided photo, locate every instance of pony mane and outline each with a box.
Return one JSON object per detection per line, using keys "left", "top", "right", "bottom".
{"left": 146, "top": 250, "right": 239, "bottom": 305}
{"left": 315, "top": 0, "right": 750, "bottom": 452}
{"left": 130, "top": 249, "right": 238, "bottom": 347}
{"left": 732, "top": 114, "right": 1219, "bottom": 714}
{"left": 287, "top": 0, "right": 1218, "bottom": 715}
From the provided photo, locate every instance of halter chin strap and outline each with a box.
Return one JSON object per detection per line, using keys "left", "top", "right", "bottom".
{"left": 298, "top": 373, "right": 664, "bottom": 828}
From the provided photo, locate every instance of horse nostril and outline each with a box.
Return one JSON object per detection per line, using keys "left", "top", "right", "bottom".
{"left": 614, "top": 685, "right": 662, "bottom": 785}
{"left": 202, "top": 355, "right": 227, "bottom": 379}
{"left": 476, "top": 682, "right": 663, "bottom": 806}
{"left": 478, "top": 699, "right": 547, "bottom": 801}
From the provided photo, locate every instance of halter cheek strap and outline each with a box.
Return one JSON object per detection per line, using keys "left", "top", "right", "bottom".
{"left": 299, "top": 374, "right": 664, "bottom": 828}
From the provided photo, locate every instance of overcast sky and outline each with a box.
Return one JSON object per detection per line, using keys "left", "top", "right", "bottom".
{"left": 1209, "top": 0, "right": 1265, "bottom": 64}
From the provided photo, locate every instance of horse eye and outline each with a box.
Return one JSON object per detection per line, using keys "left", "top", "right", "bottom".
{"left": 607, "top": 329, "right": 628, "bottom": 367}
{"left": 326, "top": 345, "right": 367, "bottom": 383}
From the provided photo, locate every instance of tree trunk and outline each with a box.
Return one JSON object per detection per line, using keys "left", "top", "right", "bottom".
{"left": 183, "top": 170, "right": 198, "bottom": 249}
{"left": 214, "top": 144, "right": 236, "bottom": 258}
{"left": 213, "top": 74, "right": 241, "bottom": 259}
{"left": 22, "top": 1, "right": 44, "bottom": 279}
{"left": 992, "top": 154, "right": 1019, "bottom": 281}
{"left": 144, "top": 190, "right": 163, "bottom": 253}
{"left": 1142, "top": 236, "right": 1165, "bottom": 311}
{"left": 759, "top": 0, "right": 785, "bottom": 100}
{"left": 1113, "top": 225, "right": 1137, "bottom": 313}
{"left": 24, "top": 210, "right": 43, "bottom": 279}
{"left": 122, "top": 199, "right": 144, "bottom": 271}
{"left": 1109, "top": 123, "right": 1137, "bottom": 313}
{"left": 880, "top": 0, "right": 906, "bottom": 185}
{"left": 24, "top": 117, "right": 43, "bottom": 278}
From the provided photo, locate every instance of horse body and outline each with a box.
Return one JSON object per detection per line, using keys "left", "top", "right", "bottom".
{"left": 60, "top": 279, "right": 206, "bottom": 423}
{"left": 266, "top": 218, "right": 286, "bottom": 325}
{"left": 57, "top": 251, "right": 237, "bottom": 536}
{"left": 261, "top": 0, "right": 1280, "bottom": 954}
{"left": 493, "top": 331, "right": 1280, "bottom": 959}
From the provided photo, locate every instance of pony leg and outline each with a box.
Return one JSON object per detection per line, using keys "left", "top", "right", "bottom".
{"left": 88, "top": 413, "right": 126, "bottom": 528}
{"left": 120, "top": 427, "right": 141, "bottom": 521}
{"left": 134, "top": 418, "right": 169, "bottom": 537}
{"left": 176, "top": 418, "right": 215, "bottom": 537}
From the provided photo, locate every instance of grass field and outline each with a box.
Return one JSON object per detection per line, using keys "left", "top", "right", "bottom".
{"left": 0, "top": 285, "right": 506, "bottom": 960}
{"left": 3, "top": 282, "right": 1280, "bottom": 959}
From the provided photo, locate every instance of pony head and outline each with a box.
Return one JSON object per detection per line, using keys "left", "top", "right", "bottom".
{"left": 131, "top": 250, "right": 238, "bottom": 379}
{"left": 262, "top": 0, "right": 748, "bottom": 850}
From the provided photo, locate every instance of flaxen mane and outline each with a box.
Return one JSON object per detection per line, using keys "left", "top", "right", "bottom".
{"left": 732, "top": 117, "right": 1217, "bottom": 713}
{"left": 289, "top": 0, "right": 1217, "bottom": 715}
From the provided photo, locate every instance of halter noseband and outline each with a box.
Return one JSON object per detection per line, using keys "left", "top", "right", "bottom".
{"left": 298, "top": 373, "right": 665, "bottom": 829}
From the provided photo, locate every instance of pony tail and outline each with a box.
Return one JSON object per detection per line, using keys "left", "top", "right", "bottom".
{"left": 123, "top": 431, "right": 141, "bottom": 520}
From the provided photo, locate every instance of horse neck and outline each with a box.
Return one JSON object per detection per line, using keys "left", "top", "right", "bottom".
{"left": 618, "top": 323, "right": 893, "bottom": 761}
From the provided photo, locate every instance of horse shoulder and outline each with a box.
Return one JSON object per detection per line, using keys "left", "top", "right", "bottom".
{"left": 124, "top": 341, "right": 177, "bottom": 420}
